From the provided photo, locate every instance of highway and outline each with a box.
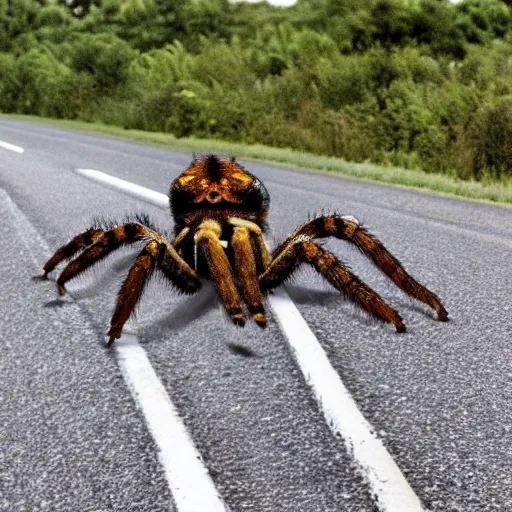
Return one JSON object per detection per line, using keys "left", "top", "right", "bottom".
{"left": 1, "top": 118, "right": 511, "bottom": 512}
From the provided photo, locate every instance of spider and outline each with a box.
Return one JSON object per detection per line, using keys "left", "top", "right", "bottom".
{"left": 42, "top": 154, "right": 448, "bottom": 345}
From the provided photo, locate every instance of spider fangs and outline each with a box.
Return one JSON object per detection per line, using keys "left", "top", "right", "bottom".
{"left": 42, "top": 154, "right": 448, "bottom": 345}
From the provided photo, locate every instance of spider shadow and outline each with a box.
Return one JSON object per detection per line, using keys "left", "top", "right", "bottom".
{"left": 69, "top": 251, "right": 141, "bottom": 300}
{"left": 140, "top": 284, "right": 262, "bottom": 358}
{"left": 284, "top": 284, "right": 347, "bottom": 307}
{"left": 43, "top": 298, "right": 68, "bottom": 308}
{"left": 31, "top": 275, "right": 69, "bottom": 308}
{"left": 288, "top": 284, "right": 449, "bottom": 326}
{"left": 225, "top": 343, "right": 259, "bottom": 358}
{"left": 394, "top": 297, "right": 450, "bottom": 323}
{"left": 139, "top": 283, "right": 219, "bottom": 341}
{"left": 31, "top": 274, "right": 48, "bottom": 282}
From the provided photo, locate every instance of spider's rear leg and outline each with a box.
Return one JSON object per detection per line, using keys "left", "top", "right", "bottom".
{"left": 231, "top": 226, "right": 267, "bottom": 327}
{"left": 288, "top": 216, "right": 448, "bottom": 322}
{"left": 108, "top": 241, "right": 201, "bottom": 345}
{"left": 260, "top": 238, "right": 406, "bottom": 332}
{"left": 196, "top": 220, "right": 246, "bottom": 327}
{"left": 53, "top": 223, "right": 152, "bottom": 295}
{"left": 43, "top": 228, "right": 104, "bottom": 276}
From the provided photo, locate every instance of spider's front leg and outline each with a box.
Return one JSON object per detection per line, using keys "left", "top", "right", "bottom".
{"left": 43, "top": 223, "right": 156, "bottom": 295}
{"left": 43, "top": 220, "right": 201, "bottom": 344}
{"left": 108, "top": 239, "right": 201, "bottom": 345}
{"left": 43, "top": 228, "right": 104, "bottom": 278}
{"left": 107, "top": 240, "right": 160, "bottom": 345}
{"left": 228, "top": 217, "right": 272, "bottom": 271}
{"left": 195, "top": 219, "right": 246, "bottom": 326}
{"left": 279, "top": 215, "right": 448, "bottom": 321}
{"left": 231, "top": 225, "right": 268, "bottom": 327}
{"left": 260, "top": 237, "right": 406, "bottom": 332}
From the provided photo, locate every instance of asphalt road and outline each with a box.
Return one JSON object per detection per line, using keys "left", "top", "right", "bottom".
{"left": 1, "top": 118, "right": 511, "bottom": 512}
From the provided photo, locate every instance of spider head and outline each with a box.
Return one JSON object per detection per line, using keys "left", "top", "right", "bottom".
{"left": 170, "top": 155, "right": 270, "bottom": 225}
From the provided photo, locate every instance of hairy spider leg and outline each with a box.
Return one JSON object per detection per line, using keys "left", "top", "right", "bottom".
{"left": 107, "top": 240, "right": 200, "bottom": 345}
{"left": 157, "top": 242, "right": 202, "bottom": 295}
{"left": 43, "top": 228, "right": 104, "bottom": 276}
{"left": 228, "top": 217, "right": 272, "bottom": 271}
{"left": 280, "top": 216, "right": 448, "bottom": 321}
{"left": 260, "top": 238, "right": 406, "bottom": 332}
{"left": 107, "top": 240, "right": 158, "bottom": 345}
{"left": 173, "top": 227, "right": 190, "bottom": 247}
{"left": 195, "top": 219, "right": 246, "bottom": 326}
{"left": 50, "top": 223, "right": 160, "bottom": 295}
{"left": 231, "top": 226, "right": 267, "bottom": 327}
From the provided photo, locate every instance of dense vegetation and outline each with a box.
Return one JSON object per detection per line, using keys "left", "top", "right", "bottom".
{"left": 1, "top": 0, "right": 512, "bottom": 182}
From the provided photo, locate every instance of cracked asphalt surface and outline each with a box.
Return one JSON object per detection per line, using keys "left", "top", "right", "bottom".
{"left": 1, "top": 118, "right": 511, "bottom": 511}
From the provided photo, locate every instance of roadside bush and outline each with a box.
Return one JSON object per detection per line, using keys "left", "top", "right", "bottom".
{"left": 319, "top": 106, "right": 379, "bottom": 162}
{"left": 191, "top": 38, "right": 255, "bottom": 90}
{"left": 318, "top": 55, "right": 372, "bottom": 109}
{"left": 465, "top": 95, "right": 512, "bottom": 179}
{"left": 53, "top": 71, "right": 97, "bottom": 120}
{"left": 2, "top": 0, "right": 512, "bottom": 184}
{"left": 0, "top": 53, "right": 17, "bottom": 112}
{"left": 245, "top": 108, "right": 327, "bottom": 154}
{"left": 66, "top": 33, "right": 136, "bottom": 92}
{"left": 13, "top": 47, "right": 70, "bottom": 117}
{"left": 34, "top": 6, "right": 70, "bottom": 29}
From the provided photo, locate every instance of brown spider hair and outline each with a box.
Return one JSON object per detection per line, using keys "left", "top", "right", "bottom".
{"left": 42, "top": 154, "right": 448, "bottom": 345}
{"left": 169, "top": 154, "right": 270, "bottom": 230}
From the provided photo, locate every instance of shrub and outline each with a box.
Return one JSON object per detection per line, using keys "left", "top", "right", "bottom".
{"left": 0, "top": 52, "right": 17, "bottom": 112}
{"left": 13, "top": 47, "right": 70, "bottom": 117}
{"left": 66, "top": 33, "right": 136, "bottom": 92}
{"left": 467, "top": 95, "right": 512, "bottom": 179}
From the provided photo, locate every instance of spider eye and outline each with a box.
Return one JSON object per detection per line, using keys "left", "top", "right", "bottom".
{"left": 178, "top": 174, "right": 196, "bottom": 185}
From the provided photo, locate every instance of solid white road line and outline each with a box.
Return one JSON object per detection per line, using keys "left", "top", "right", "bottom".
{"left": 268, "top": 290, "right": 425, "bottom": 512}
{"left": 114, "top": 331, "right": 229, "bottom": 512}
{"left": 2, "top": 187, "right": 229, "bottom": 512}
{"left": 0, "top": 140, "right": 24, "bottom": 153}
{"left": 74, "top": 168, "right": 427, "bottom": 512}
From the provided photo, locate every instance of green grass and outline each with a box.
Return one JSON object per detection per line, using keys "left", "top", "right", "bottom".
{"left": 5, "top": 114, "right": 512, "bottom": 206}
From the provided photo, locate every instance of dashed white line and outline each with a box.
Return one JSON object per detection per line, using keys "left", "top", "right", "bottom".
{"left": 2, "top": 186, "right": 229, "bottom": 512}
{"left": 76, "top": 168, "right": 169, "bottom": 206}
{"left": 0, "top": 140, "right": 24, "bottom": 153}
{"left": 74, "top": 168, "right": 427, "bottom": 512}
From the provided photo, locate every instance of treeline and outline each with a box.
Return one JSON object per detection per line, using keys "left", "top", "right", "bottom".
{"left": 1, "top": 0, "right": 512, "bottom": 181}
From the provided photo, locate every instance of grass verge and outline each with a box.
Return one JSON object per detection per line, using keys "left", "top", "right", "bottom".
{"left": 4, "top": 114, "right": 512, "bottom": 206}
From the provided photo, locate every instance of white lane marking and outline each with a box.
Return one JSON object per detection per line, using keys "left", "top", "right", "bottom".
{"left": 114, "top": 331, "right": 229, "bottom": 512}
{"left": 1, "top": 187, "right": 229, "bottom": 512}
{"left": 2, "top": 123, "right": 184, "bottom": 168}
{"left": 268, "top": 290, "right": 425, "bottom": 512}
{"left": 74, "top": 168, "right": 426, "bottom": 512}
{"left": 0, "top": 140, "right": 24, "bottom": 153}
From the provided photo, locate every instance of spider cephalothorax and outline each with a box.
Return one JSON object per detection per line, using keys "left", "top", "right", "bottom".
{"left": 42, "top": 154, "right": 448, "bottom": 345}
{"left": 170, "top": 154, "right": 270, "bottom": 228}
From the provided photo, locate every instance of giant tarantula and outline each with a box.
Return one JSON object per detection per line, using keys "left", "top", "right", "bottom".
{"left": 43, "top": 155, "right": 448, "bottom": 344}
